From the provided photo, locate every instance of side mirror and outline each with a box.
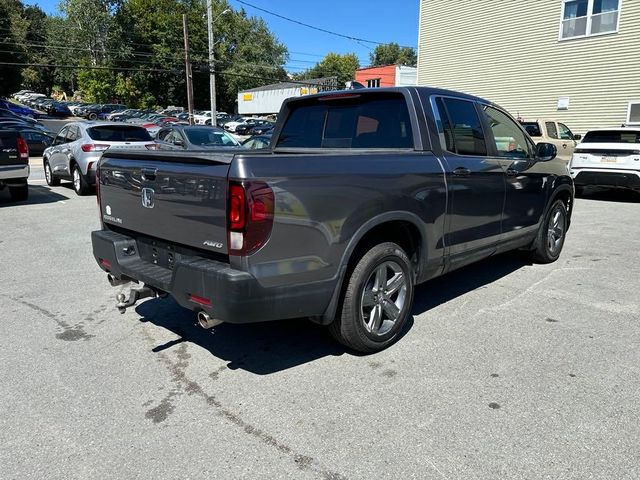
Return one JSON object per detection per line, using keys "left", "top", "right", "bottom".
{"left": 573, "top": 134, "right": 582, "bottom": 140}
{"left": 535, "top": 142, "right": 557, "bottom": 162}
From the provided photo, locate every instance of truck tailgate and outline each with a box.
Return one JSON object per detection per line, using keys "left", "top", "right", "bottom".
{"left": 98, "top": 151, "right": 233, "bottom": 253}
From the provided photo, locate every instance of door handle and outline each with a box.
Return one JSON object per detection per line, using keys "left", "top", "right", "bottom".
{"left": 562, "top": 144, "right": 567, "bottom": 149}
{"left": 506, "top": 168, "right": 519, "bottom": 177}
{"left": 452, "top": 167, "right": 471, "bottom": 177}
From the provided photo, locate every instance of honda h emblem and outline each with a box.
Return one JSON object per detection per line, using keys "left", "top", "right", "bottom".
{"left": 141, "top": 187, "right": 155, "bottom": 209}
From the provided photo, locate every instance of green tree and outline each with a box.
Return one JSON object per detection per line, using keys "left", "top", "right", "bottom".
{"left": 295, "top": 52, "right": 359, "bottom": 87}
{"left": 0, "top": 0, "right": 28, "bottom": 96}
{"left": 369, "top": 42, "right": 417, "bottom": 67}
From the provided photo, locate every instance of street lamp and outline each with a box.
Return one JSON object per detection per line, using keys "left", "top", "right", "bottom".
{"left": 206, "top": 4, "right": 230, "bottom": 125}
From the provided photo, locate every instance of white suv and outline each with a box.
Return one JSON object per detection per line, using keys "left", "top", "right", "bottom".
{"left": 570, "top": 128, "right": 640, "bottom": 195}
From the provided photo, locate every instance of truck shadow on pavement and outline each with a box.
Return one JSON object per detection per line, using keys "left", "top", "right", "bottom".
{"left": 411, "top": 251, "right": 529, "bottom": 315}
{"left": 135, "top": 252, "right": 528, "bottom": 374}
{"left": 0, "top": 185, "right": 70, "bottom": 206}
{"left": 135, "top": 298, "right": 352, "bottom": 374}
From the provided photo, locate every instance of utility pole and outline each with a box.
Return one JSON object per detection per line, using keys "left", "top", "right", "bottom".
{"left": 207, "top": 7, "right": 230, "bottom": 126}
{"left": 206, "top": 0, "right": 216, "bottom": 125}
{"left": 183, "top": 14, "right": 195, "bottom": 125}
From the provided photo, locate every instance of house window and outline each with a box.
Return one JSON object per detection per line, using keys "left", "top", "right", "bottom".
{"left": 627, "top": 102, "right": 640, "bottom": 125}
{"left": 367, "top": 78, "right": 381, "bottom": 88}
{"left": 560, "top": 0, "right": 621, "bottom": 40}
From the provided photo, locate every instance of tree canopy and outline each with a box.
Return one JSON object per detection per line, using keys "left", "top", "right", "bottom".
{"left": 1, "top": 0, "right": 289, "bottom": 110}
{"left": 369, "top": 42, "right": 417, "bottom": 67}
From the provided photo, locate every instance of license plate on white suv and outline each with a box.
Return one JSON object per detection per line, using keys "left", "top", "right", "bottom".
{"left": 600, "top": 155, "right": 617, "bottom": 163}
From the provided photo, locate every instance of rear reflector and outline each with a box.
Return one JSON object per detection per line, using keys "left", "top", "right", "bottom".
{"left": 190, "top": 294, "right": 212, "bottom": 306}
{"left": 99, "top": 258, "right": 112, "bottom": 268}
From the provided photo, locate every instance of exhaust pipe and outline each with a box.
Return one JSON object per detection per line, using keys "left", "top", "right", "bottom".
{"left": 108, "top": 273, "right": 132, "bottom": 287}
{"left": 197, "top": 311, "right": 223, "bottom": 329}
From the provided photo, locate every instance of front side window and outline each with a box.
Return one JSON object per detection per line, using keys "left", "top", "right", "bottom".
{"left": 558, "top": 123, "right": 574, "bottom": 140}
{"left": 560, "top": 0, "right": 620, "bottom": 40}
{"left": 482, "top": 106, "right": 532, "bottom": 159}
{"left": 434, "top": 97, "right": 487, "bottom": 156}
{"left": 55, "top": 126, "right": 69, "bottom": 145}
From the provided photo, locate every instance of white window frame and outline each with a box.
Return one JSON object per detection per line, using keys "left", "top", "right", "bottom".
{"left": 627, "top": 101, "right": 640, "bottom": 125}
{"left": 558, "top": 0, "right": 622, "bottom": 41}
{"left": 367, "top": 78, "right": 381, "bottom": 88}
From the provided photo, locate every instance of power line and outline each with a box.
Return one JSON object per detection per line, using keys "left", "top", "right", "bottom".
{"left": 235, "top": 0, "right": 415, "bottom": 49}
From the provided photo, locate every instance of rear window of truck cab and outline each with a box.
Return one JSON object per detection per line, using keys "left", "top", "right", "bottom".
{"left": 276, "top": 93, "right": 414, "bottom": 149}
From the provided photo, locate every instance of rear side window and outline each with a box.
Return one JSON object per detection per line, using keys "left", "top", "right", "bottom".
{"left": 434, "top": 97, "right": 487, "bottom": 156}
{"left": 582, "top": 130, "right": 640, "bottom": 143}
{"left": 545, "top": 122, "right": 559, "bottom": 139}
{"left": 521, "top": 122, "right": 542, "bottom": 137}
{"left": 86, "top": 126, "right": 152, "bottom": 142}
{"left": 277, "top": 93, "right": 413, "bottom": 149}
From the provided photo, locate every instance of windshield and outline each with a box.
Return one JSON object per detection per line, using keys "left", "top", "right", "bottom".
{"left": 86, "top": 126, "right": 152, "bottom": 142}
{"left": 582, "top": 130, "right": 640, "bottom": 143}
{"left": 184, "top": 128, "right": 239, "bottom": 146}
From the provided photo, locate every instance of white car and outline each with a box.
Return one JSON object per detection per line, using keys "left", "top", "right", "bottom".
{"left": 193, "top": 111, "right": 212, "bottom": 125}
{"left": 224, "top": 117, "right": 252, "bottom": 132}
{"left": 570, "top": 128, "right": 640, "bottom": 195}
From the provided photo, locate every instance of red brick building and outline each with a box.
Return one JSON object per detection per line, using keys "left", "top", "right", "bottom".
{"left": 355, "top": 65, "right": 417, "bottom": 88}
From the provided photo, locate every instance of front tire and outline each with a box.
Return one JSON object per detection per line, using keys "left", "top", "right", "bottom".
{"left": 9, "top": 183, "right": 28, "bottom": 201}
{"left": 44, "top": 159, "right": 60, "bottom": 186}
{"left": 72, "top": 164, "right": 90, "bottom": 196}
{"left": 329, "top": 242, "right": 414, "bottom": 353}
{"left": 529, "top": 199, "right": 568, "bottom": 264}
{"left": 88, "top": 112, "right": 97, "bottom": 120}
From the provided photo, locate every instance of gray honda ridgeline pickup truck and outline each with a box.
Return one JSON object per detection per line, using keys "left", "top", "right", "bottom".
{"left": 92, "top": 87, "right": 573, "bottom": 352}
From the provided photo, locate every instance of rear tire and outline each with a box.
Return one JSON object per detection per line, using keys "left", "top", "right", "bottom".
{"left": 329, "top": 242, "right": 414, "bottom": 353}
{"left": 529, "top": 199, "right": 568, "bottom": 264}
{"left": 44, "top": 159, "right": 60, "bottom": 186}
{"left": 88, "top": 112, "right": 97, "bottom": 120}
{"left": 9, "top": 183, "right": 28, "bottom": 201}
{"left": 72, "top": 164, "right": 90, "bottom": 196}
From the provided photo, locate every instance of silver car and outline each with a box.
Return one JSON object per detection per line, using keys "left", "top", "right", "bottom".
{"left": 43, "top": 121, "right": 157, "bottom": 195}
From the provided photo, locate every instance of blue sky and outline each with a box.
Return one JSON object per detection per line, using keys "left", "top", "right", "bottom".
{"left": 26, "top": 0, "right": 420, "bottom": 70}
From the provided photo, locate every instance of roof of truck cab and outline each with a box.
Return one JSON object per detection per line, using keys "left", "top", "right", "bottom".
{"left": 290, "top": 86, "right": 492, "bottom": 105}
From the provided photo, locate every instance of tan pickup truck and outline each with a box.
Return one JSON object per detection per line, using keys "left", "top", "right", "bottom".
{"left": 519, "top": 119, "right": 581, "bottom": 163}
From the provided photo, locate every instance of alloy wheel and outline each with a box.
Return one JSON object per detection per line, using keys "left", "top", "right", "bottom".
{"left": 547, "top": 206, "right": 566, "bottom": 255}
{"left": 360, "top": 260, "right": 407, "bottom": 336}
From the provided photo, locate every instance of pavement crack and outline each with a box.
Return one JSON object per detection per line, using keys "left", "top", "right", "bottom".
{"left": 4, "top": 295, "right": 94, "bottom": 341}
{"left": 139, "top": 327, "right": 348, "bottom": 480}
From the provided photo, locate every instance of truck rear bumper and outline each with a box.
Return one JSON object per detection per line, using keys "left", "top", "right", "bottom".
{"left": 0, "top": 164, "right": 29, "bottom": 181}
{"left": 92, "top": 229, "right": 337, "bottom": 323}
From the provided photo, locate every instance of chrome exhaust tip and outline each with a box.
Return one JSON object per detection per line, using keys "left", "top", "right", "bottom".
{"left": 108, "top": 273, "right": 131, "bottom": 287}
{"left": 197, "top": 311, "right": 223, "bottom": 329}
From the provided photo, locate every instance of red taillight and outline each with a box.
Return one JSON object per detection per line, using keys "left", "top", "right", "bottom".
{"left": 81, "top": 144, "right": 110, "bottom": 152}
{"left": 190, "top": 294, "right": 212, "bottom": 306}
{"left": 16, "top": 137, "right": 29, "bottom": 160}
{"left": 227, "top": 181, "right": 274, "bottom": 255}
{"left": 99, "top": 258, "right": 112, "bottom": 269}
{"left": 229, "top": 184, "right": 246, "bottom": 230}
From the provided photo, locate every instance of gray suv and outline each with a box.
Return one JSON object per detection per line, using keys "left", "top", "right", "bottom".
{"left": 43, "top": 122, "right": 156, "bottom": 195}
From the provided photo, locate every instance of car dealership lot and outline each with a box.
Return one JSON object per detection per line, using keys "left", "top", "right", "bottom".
{"left": 1, "top": 186, "right": 639, "bottom": 479}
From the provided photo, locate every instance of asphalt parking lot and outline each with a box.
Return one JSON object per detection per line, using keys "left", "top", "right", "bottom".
{"left": 1, "top": 180, "right": 639, "bottom": 479}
